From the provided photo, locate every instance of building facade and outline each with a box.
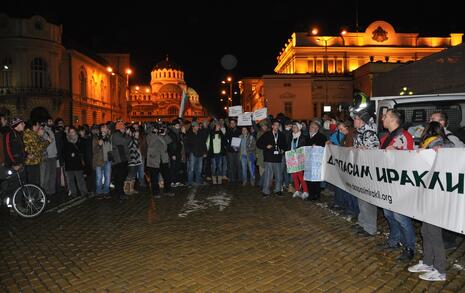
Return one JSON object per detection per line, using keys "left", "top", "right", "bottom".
{"left": 241, "top": 20, "right": 463, "bottom": 119}
{"left": 0, "top": 14, "right": 128, "bottom": 124}
{"left": 129, "top": 58, "right": 207, "bottom": 122}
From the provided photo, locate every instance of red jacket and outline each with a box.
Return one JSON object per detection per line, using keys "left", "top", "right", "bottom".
{"left": 380, "top": 128, "right": 414, "bottom": 150}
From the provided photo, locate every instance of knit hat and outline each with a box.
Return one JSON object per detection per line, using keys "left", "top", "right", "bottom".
{"left": 10, "top": 117, "right": 24, "bottom": 128}
{"left": 115, "top": 121, "right": 125, "bottom": 131}
{"left": 191, "top": 121, "right": 199, "bottom": 127}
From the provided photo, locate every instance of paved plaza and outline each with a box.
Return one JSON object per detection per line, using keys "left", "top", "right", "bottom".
{"left": 1, "top": 185, "right": 465, "bottom": 292}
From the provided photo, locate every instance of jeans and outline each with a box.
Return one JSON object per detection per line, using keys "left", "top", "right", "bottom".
{"left": 241, "top": 153, "right": 255, "bottom": 184}
{"left": 227, "top": 152, "right": 241, "bottom": 183}
{"left": 357, "top": 199, "right": 378, "bottom": 235}
{"left": 211, "top": 154, "right": 224, "bottom": 177}
{"left": 262, "top": 162, "right": 283, "bottom": 195}
{"left": 282, "top": 157, "right": 290, "bottom": 188}
{"left": 188, "top": 154, "right": 203, "bottom": 185}
{"left": 221, "top": 156, "right": 228, "bottom": 176}
{"left": 137, "top": 161, "right": 146, "bottom": 186}
{"left": 95, "top": 161, "right": 112, "bottom": 194}
{"left": 383, "top": 209, "right": 416, "bottom": 251}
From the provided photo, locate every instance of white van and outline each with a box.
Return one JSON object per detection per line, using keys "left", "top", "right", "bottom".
{"left": 372, "top": 93, "right": 465, "bottom": 144}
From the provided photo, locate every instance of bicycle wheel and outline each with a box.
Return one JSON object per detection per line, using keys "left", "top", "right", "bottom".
{"left": 12, "top": 184, "right": 46, "bottom": 218}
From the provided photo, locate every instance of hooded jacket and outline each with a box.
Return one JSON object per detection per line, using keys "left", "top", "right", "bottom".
{"left": 353, "top": 117, "right": 380, "bottom": 149}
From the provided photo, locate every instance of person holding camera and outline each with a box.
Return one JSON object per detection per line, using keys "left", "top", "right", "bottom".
{"left": 146, "top": 123, "right": 174, "bottom": 198}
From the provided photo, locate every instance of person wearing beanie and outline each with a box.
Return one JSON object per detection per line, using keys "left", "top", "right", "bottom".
{"left": 289, "top": 121, "right": 308, "bottom": 199}
{"left": 3, "top": 117, "right": 26, "bottom": 169}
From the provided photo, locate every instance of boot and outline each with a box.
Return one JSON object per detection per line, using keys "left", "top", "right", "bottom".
{"left": 212, "top": 176, "right": 217, "bottom": 185}
{"left": 130, "top": 180, "right": 138, "bottom": 195}
{"left": 123, "top": 181, "right": 131, "bottom": 195}
{"left": 218, "top": 176, "right": 222, "bottom": 184}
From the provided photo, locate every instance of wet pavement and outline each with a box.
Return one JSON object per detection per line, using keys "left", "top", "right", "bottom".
{"left": 1, "top": 184, "right": 465, "bottom": 292}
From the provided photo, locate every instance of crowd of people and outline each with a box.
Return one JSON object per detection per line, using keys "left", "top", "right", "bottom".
{"left": 1, "top": 97, "right": 462, "bottom": 282}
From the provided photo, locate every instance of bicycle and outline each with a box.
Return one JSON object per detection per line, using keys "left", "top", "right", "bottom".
{"left": 0, "top": 166, "right": 47, "bottom": 218}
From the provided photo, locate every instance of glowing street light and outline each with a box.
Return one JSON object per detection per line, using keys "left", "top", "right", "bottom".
{"left": 311, "top": 28, "right": 318, "bottom": 35}
{"left": 106, "top": 66, "right": 113, "bottom": 73}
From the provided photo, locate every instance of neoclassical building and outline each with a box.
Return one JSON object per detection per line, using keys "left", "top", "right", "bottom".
{"left": 241, "top": 20, "right": 463, "bottom": 119}
{"left": 0, "top": 14, "right": 129, "bottom": 124}
{"left": 129, "top": 58, "right": 206, "bottom": 122}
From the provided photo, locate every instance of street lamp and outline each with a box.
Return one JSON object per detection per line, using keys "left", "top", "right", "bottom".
{"left": 316, "top": 30, "right": 346, "bottom": 112}
{"left": 222, "top": 76, "right": 233, "bottom": 107}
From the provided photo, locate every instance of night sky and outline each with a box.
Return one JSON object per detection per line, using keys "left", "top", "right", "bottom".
{"left": 3, "top": 1, "right": 465, "bottom": 115}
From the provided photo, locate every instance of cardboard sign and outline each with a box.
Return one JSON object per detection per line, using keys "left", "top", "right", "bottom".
{"left": 253, "top": 108, "right": 267, "bottom": 121}
{"left": 231, "top": 137, "right": 242, "bottom": 148}
{"left": 237, "top": 112, "right": 252, "bottom": 126}
{"left": 228, "top": 106, "right": 243, "bottom": 117}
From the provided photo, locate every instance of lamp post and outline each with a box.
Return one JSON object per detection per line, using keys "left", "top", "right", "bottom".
{"left": 316, "top": 29, "right": 347, "bottom": 113}
{"left": 222, "top": 76, "right": 233, "bottom": 107}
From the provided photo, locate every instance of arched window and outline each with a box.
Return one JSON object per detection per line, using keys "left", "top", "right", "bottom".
{"left": 79, "top": 69, "right": 87, "bottom": 98}
{"left": 163, "top": 72, "right": 166, "bottom": 78}
{"left": 31, "top": 57, "right": 48, "bottom": 88}
{"left": 1, "top": 57, "right": 12, "bottom": 87}
{"left": 168, "top": 71, "right": 171, "bottom": 78}
{"left": 168, "top": 106, "right": 178, "bottom": 115}
{"left": 81, "top": 109, "right": 87, "bottom": 125}
{"left": 92, "top": 111, "right": 97, "bottom": 124}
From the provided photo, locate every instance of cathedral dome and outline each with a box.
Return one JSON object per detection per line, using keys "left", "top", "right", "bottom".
{"left": 153, "top": 57, "right": 182, "bottom": 71}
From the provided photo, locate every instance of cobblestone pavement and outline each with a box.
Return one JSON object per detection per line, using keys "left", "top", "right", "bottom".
{"left": 1, "top": 184, "right": 465, "bottom": 292}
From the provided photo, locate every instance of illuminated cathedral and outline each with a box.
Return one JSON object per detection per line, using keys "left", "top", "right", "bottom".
{"left": 128, "top": 57, "right": 207, "bottom": 122}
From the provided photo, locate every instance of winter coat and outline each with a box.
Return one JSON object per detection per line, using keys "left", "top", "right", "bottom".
{"left": 207, "top": 130, "right": 227, "bottom": 156}
{"left": 289, "top": 133, "right": 307, "bottom": 150}
{"left": 256, "top": 130, "right": 287, "bottom": 163}
{"left": 92, "top": 135, "right": 112, "bottom": 168}
{"left": 307, "top": 132, "right": 327, "bottom": 147}
{"left": 225, "top": 127, "right": 241, "bottom": 153}
{"left": 380, "top": 127, "right": 414, "bottom": 150}
{"left": 63, "top": 138, "right": 85, "bottom": 171}
{"left": 111, "top": 131, "right": 130, "bottom": 164}
{"left": 23, "top": 129, "right": 49, "bottom": 166}
{"left": 239, "top": 134, "right": 256, "bottom": 156}
{"left": 146, "top": 132, "right": 172, "bottom": 168}
{"left": 184, "top": 128, "right": 208, "bottom": 157}
{"left": 128, "top": 137, "right": 142, "bottom": 166}
{"left": 353, "top": 117, "right": 380, "bottom": 149}
{"left": 3, "top": 129, "right": 25, "bottom": 167}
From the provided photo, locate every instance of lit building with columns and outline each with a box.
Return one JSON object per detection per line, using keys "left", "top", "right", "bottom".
{"left": 129, "top": 57, "right": 207, "bottom": 122}
{"left": 241, "top": 20, "right": 463, "bottom": 119}
{"left": 0, "top": 14, "right": 129, "bottom": 124}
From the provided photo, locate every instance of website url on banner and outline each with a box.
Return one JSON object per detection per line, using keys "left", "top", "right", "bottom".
{"left": 344, "top": 182, "right": 393, "bottom": 204}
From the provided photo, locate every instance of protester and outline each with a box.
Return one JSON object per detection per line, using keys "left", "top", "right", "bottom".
{"left": 352, "top": 112, "right": 380, "bottom": 237}
{"left": 408, "top": 121, "right": 453, "bottom": 281}
{"left": 288, "top": 121, "right": 308, "bottom": 199}
{"left": 256, "top": 119, "right": 287, "bottom": 197}
{"left": 207, "top": 120, "right": 227, "bottom": 185}
{"left": 111, "top": 121, "right": 130, "bottom": 200}
{"left": 379, "top": 109, "right": 416, "bottom": 262}
{"left": 305, "top": 120, "right": 327, "bottom": 200}
{"left": 239, "top": 126, "right": 256, "bottom": 186}
{"left": 184, "top": 121, "right": 208, "bottom": 186}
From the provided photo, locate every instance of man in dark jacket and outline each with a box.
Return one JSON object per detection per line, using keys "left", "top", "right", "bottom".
{"left": 256, "top": 119, "right": 287, "bottom": 197}
{"left": 3, "top": 117, "right": 25, "bottom": 170}
{"left": 168, "top": 119, "right": 184, "bottom": 187}
{"left": 111, "top": 121, "right": 130, "bottom": 199}
{"left": 184, "top": 121, "right": 208, "bottom": 185}
{"left": 225, "top": 119, "right": 242, "bottom": 183}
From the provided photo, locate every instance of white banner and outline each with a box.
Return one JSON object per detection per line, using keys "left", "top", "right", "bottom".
{"left": 228, "top": 106, "right": 243, "bottom": 117}
{"left": 253, "top": 108, "right": 267, "bottom": 121}
{"left": 237, "top": 112, "right": 252, "bottom": 126}
{"left": 323, "top": 145, "right": 465, "bottom": 234}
